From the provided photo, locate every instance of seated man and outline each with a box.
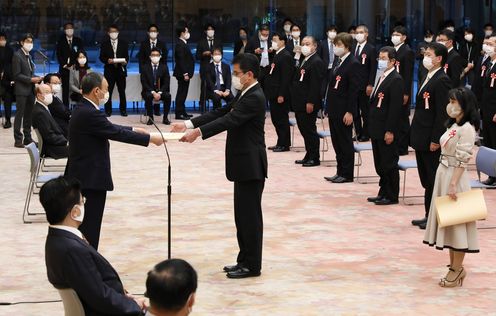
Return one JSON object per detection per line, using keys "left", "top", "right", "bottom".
{"left": 32, "top": 84, "right": 68, "bottom": 159}
{"left": 145, "top": 259, "right": 197, "bottom": 316}
{"left": 41, "top": 176, "right": 145, "bottom": 316}
{"left": 205, "top": 47, "right": 233, "bottom": 110}
{"left": 44, "top": 73, "right": 71, "bottom": 137}
{"left": 140, "top": 47, "right": 172, "bottom": 125}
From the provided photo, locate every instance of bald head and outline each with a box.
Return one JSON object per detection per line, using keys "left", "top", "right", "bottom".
{"left": 36, "top": 83, "right": 53, "bottom": 105}
{"left": 36, "top": 83, "right": 51, "bottom": 95}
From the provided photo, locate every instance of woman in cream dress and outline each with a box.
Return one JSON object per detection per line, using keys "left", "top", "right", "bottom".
{"left": 423, "top": 87, "right": 480, "bottom": 287}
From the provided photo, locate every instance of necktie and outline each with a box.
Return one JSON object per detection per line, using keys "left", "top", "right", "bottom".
{"left": 355, "top": 44, "right": 361, "bottom": 57}
{"left": 333, "top": 57, "right": 341, "bottom": 74}
{"left": 152, "top": 41, "right": 156, "bottom": 49}
{"left": 260, "top": 41, "right": 269, "bottom": 67}
{"left": 372, "top": 74, "right": 386, "bottom": 97}
{"left": 209, "top": 39, "right": 213, "bottom": 50}
{"left": 328, "top": 41, "right": 334, "bottom": 68}
{"left": 153, "top": 64, "right": 158, "bottom": 83}
{"left": 215, "top": 64, "right": 221, "bottom": 90}
{"left": 27, "top": 54, "right": 33, "bottom": 72}
{"left": 486, "top": 62, "right": 495, "bottom": 77}
{"left": 418, "top": 74, "right": 430, "bottom": 94}
{"left": 68, "top": 39, "right": 72, "bottom": 47}
{"left": 111, "top": 40, "right": 117, "bottom": 58}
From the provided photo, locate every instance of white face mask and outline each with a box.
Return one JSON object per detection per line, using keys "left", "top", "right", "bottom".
{"left": 98, "top": 90, "right": 110, "bottom": 106}
{"left": 334, "top": 46, "right": 345, "bottom": 57}
{"left": 446, "top": 102, "right": 462, "bottom": 118}
{"left": 391, "top": 35, "right": 402, "bottom": 46}
{"left": 42, "top": 93, "right": 53, "bottom": 105}
{"left": 0, "top": 40, "right": 6, "bottom": 47}
{"left": 301, "top": 45, "right": 312, "bottom": 56}
{"left": 377, "top": 59, "right": 389, "bottom": 70}
{"left": 424, "top": 37, "right": 433, "bottom": 43}
{"left": 150, "top": 56, "right": 161, "bottom": 64}
{"left": 283, "top": 24, "right": 291, "bottom": 33}
{"left": 291, "top": 31, "right": 301, "bottom": 38}
{"left": 482, "top": 44, "right": 495, "bottom": 56}
{"left": 71, "top": 204, "right": 85, "bottom": 222}
{"left": 109, "top": 32, "right": 119, "bottom": 40}
{"left": 206, "top": 30, "right": 215, "bottom": 38}
{"left": 78, "top": 57, "right": 87, "bottom": 65}
{"left": 149, "top": 31, "right": 158, "bottom": 39}
{"left": 327, "top": 31, "right": 337, "bottom": 40}
{"left": 213, "top": 55, "right": 222, "bottom": 63}
{"left": 23, "top": 42, "right": 33, "bottom": 52}
{"left": 231, "top": 74, "right": 244, "bottom": 91}
{"left": 51, "top": 84, "right": 62, "bottom": 94}
{"left": 437, "top": 40, "right": 448, "bottom": 47}
{"left": 355, "top": 33, "right": 366, "bottom": 43}
{"left": 464, "top": 34, "right": 473, "bottom": 42}
{"left": 183, "top": 32, "right": 190, "bottom": 40}
{"left": 260, "top": 35, "right": 269, "bottom": 41}
{"left": 423, "top": 56, "right": 434, "bottom": 70}
{"left": 446, "top": 27, "right": 455, "bottom": 32}
{"left": 485, "top": 30, "right": 494, "bottom": 37}
{"left": 65, "top": 28, "right": 74, "bottom": 37}
{"left": 271, "top": 41, "right": 279, "bottom": 50}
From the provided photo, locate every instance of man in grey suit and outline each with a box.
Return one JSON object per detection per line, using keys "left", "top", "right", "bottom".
{"left": 12, "top": 33, "right": 43, "bottom": 147}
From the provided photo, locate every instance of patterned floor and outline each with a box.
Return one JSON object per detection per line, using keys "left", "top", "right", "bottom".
{"left": 0, "top": 113, "right": 495, "bottom": 315}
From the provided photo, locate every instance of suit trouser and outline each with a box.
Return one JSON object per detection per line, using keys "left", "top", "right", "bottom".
{"left": 268, "top": 98, "right": 290, "bottom": 148}
{"left": 207, "top": 89, "right": 234, "bottom": 110}
{"left": 415, "top": 149, "right": 440, "bottom": 217}
{"left": 79, "top": 189, "right": 107, "bottom": 250}
{"left": 371, "top": 138, "right": 400, "bottom": 200}
{"left": 0, "top": 91, "right": 13, "bottom": 120}
{"left": 60, "top": 67, "right": 71, "bottom": 106}
{"left": 258, "top": 66, "right": 270, "bottom": 93}
{"left": 144, "top": 94, "right": 171, "bottom": 118}
{"left": 329, "top": 116, "right": 354, "bottom": 179}
{"left": 104, "top": 68, "right": 127, "bottom": 114}
{"left": 482, "top": 117, "right": 496, "bottom": 149}
{"left": 354, "top": 90, "right": 370, "bottom": 138}
{"left": 234, "top": 179, "right": 264, "bottom": 272}
{"left": 199, "top": 68, "right": 207, "bottom": 110}
{"left": 397, "top": 101, "right": 411, "bottom": 154}
{"left": 13, "top": 94, "right": 34, "bottom": 142}
{"left": 175, "top": 78, "right": 189, "bottom": 115}
{"left": 295, "top": 110, "right": 319, "bottom": 161}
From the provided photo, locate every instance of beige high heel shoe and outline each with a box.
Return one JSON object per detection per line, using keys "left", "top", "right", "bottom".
{"left": 439, "top": 267, "right": 466, "bottom": 287}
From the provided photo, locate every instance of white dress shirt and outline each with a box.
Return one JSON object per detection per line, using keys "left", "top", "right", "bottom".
{"left": 50, "top": 225, "right": 83, "bottom": 239}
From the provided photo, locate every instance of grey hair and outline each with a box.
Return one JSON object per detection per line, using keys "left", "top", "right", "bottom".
{"left": 81, "top": 72, "right": 104, "bottom": 95}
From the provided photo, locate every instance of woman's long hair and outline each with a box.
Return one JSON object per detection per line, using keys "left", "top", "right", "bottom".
{"left": 446, "top": 87, "right": 481, "bottom": 130}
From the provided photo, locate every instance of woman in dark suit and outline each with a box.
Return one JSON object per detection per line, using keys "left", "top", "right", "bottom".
{"left": 234, "top": 27, "right": 249, "bottom": 56}
{"left": 69, "top": 50, "right": 92, "bottom": 103}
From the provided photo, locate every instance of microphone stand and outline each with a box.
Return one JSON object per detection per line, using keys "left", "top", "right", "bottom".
{"left": 149, "top": 118, "right": 172, "bottom": 259}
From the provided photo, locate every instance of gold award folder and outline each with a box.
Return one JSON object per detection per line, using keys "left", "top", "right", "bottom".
{"left": 150, "top": 132, "right": 185, "bottom": 141}
{"left": 435, "top": 189, "right": 488, "bottom": 228}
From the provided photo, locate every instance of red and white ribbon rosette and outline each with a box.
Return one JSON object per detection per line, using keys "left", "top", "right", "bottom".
{"left": 377, "top": 92, "right": 384, "bottom": 108}
{"left": 442, "top": 129, "right": 457, "bottom": 147}
{"left": 481, "top": 65, "right": 487, "bottom": 77}
{"left": 423, "top": 92, "right": 430, "bottom": 109}
{"left": 361, "top": 53, "right": 367, "bottom": 64}
{"left": 299, "top": 68, "right": 305, "bottom": 82}
{"left": 270, "top": 63, "right": 275, "bottom": 75}
{"left": 491, "top": 73, "right": 496, "bottom": 88}
{"left": 334, "top": 75, "right": 342, "bottom": 89}
{"left": 444, "top": 64, "right": 449, "bottom": 73}
{"left": 395, "top": 61, "right": 400, "bottom": 72}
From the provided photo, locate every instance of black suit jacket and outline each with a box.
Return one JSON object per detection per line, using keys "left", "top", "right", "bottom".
{"left": 445, "top": 48, "right": 467, "bottom": 88}
{"left": 351, "top": 42, "right": 377, "bottom": 89}
{"left": 196, "top": 37, "right": 222, "bottom": 70}
{"left": 481, "top": 62, "right": 496, "bottom": 121}
{"left": 410, "top": 69, "right": 452, "bottom": 150}
{"left": 12, "top": 49, "right": 35, "bottom": 96}
{"left": 317, "top": 39, "right": 334, "bottom": 68}
{"left": 285, "top": 37, "right": 302, "bottom": 58}
{"left": 205, "top": 62, "right": 232, "bottom": 93}
{"left": 49, "top": 96, "right": 71, "bottom": 137}
{"left": 173, "top": 39, "right": 194, "bottom": 79}
{"left": 326, "top": 54, "right": 361, "bottom": 118}
{"left": 290, "top": 53, "right": 326, "bottom": 112}
{"left": 459, "top": 41, "right": 481, "bottom": 65}
{"left": 0, "top": 46, "right": 14, "bottom": 94}
{"left": 56, "top": 35, "right": 84, "bottom": 68}
{"left": 472, "top": 55, "right": 491, "bottom": 103}
{"left": 45, "top": 228, "right": 142, "bottom": 316}
{"left": 233, "top": 40, "right": 246, "bottom": 56}
{"left": 191, "top": 84, "right": 268, "bottom": 182}
{"left": 244, "top": 36, "right": 272, "bottom": 64}
{"left": 32, "top": 101, "right": 68, "bottom": 159}
{"left": 263, "top": 49, "right": 293, "bottom": 100}
{"left": 368, "top": 70, "right": 404, "bottom": 139}
{"left": 140, "top": 62, "right": 171, "bottom": 98}
{"left": 395, "top": 43, "right": 415, "bottom": 97}
{"left": 66, "top": 98, "right": 150, "bottom": 191}
{"left": 137, "top": 39, "right": 168, "bottom": 71}
{"left": 99, "top": 38, "right": 129, "bottom": 76}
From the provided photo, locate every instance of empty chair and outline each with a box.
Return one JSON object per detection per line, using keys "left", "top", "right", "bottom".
{"left": 398, "top": 159, "right": 423, "bottom": 205}
{"left": 470, "top": 146, "right": 496, "bottom": 189}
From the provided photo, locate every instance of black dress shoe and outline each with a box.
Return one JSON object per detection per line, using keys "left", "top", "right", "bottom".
{"left": 295, "top": 159, "right": 308, "bottom": 164}
{"left": 146, "top": 119, "right": 154, "bottom": 125}
{"left": 162, "top": 118, "right": 171, "bottom": 125}
{"left": 273, "top": 146, "right": 290, "bottom": 152}
{"left": 302, "top": 159, "right": 320, "bottom": 167}
{"left": 226, "top": 267, "right": 261, "bottom": 279}
{"left": 154, "top": 111, "right": 161, "bottom": 116}
{"left": 374, "top": 197, "right": 399, "bottom": 205}
{"left": 14, "top": 141, "right": 24, "bottom": 148}
{"left": 367, "top": 195, "right": 383, "bottom": 203}
{"left": 175, "top": 114, "right": 190, "bottom": 120}
{"left": 418, "top": 222, "right": 427, "bottom": 230}
{"left": 331, "top": 176, "right": 353, "bottom": 183}
{"left": 358, "top": 136, "right": 370, "bottom": 142}
{"left": 184, "top": 113, "right": 193, "bottom": 118}
{"left": 120, "top": 111, "right": 128, "bottom": 117}
{"left": 106, "top": 112, "right": 112, "bottom": 117}
{"left": 223, "top": 264, "right": 240, "bottom": 273}
{"left": 482, "top": 177, "right": 496, "bottom": 186}
{"left": 268, "top": 145, "right": 278, "bottom": 150}
{"left": 3, "top": 121, "right": 11, "bottom": 128}
{"left": 23, "top": 139, "right": 36, "bottom": 146}
{"left": 411, "top": 217, "right": 427, "bottom": 226}
{"left": 324, "top": 175, "right": 339, "bottom": 181}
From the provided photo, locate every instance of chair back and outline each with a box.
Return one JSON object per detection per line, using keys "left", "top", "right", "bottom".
{"left": 476, "top": 146, "right": 496, "bottom": 178}
{"left": 57, "top": 288, "right": 85, "bottom": 316}
{"left": 33, "top": 128, "right": 44, "bottom": 155}
{"left": 25, "top": 142, "right": 40, "bottom": 175}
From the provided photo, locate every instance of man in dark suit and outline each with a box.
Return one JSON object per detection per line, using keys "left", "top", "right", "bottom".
{"left": 66, "top": 72, "right": 164, "bottom": 250}
{"left": 196, "top": 24, "right": 222, "bottom": 112}
{"left": 41, "top": 177, "right": 145, "bottom": 315}
{"left": 12, "top": 33, "right": 44, "bottom": 147}
{"left": 410, "top": 43, "right": 451, "bottom": 229}
{"left": 245, "top": 24, "right": 272, "bottom": 90}
{"left": 353, "top": 24, "right": 377, "bottom": 142}
{"left": 56, "top": 22, "right": 83, "bottom": 106}
{"left": 99, "top": 25, "right": 129, "bottom": 117}
{"left": 286, "top": 24, "right": 303, "bottom": 66}
{"left": 44, "top": 73, "right": 71, "bottom": 137}
{"left": 471, "top": 39, "right": 491, "bottom": 104}
{"left": 290, "top": 36, "right": 326, "bottom": 167}
{"left": 140, "top": 48, "right": 171, "bottom": 125}
{"left": 480, "top": 34, "right": 496, "bottom": 185}
{"left": 367, "top": 47, "right": 404, "bottom": 205}
{"left": 32, "top": 84, "right": 68, "bottom": 159}
{"left": 0, "top": 31, "right": 14, "bottom": 128}
{"left": 264, "top": 32, "right": 293, "bottom": 152}
{"left": 137, "top": 24, "right": 168, "bottom": 73}
{"left": 171, "top": 54, "right": 268, "bottom": 279}
{"left": 391, "top": 26, "right": 415, "bottom": 155}
{"left": 324, "top": 32, "right": 360, "bottom": 183}
{"left": 317, "top": 25, "right": 338, "bottom": 96}
{"left": 173, "top": 25, "right": 194, "bottom": 120}
{"left": 437, "top": 29, "right": 466, "bottom": 88}
{"left": 205, "top": 47, "right": 233, "bottom": 110}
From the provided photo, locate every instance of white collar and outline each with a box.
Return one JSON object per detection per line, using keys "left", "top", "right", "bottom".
{"left": 276, "top": 47, "right": 285, "bottom": 54}
{"left": 50, "top": 225, "right": 83, "bottom": 239}
{"left": 394, "top": 42, "right": 404, "bottom": 51}
{"left": 180, "top": 38, "right": 187, "bottom": 44}
{"left": 241, "top": 81, "right": 258, "bottom": 97}
{"left": 21, "top": 48, "right": 30, "bottom": 56}
{"left": 357, "top": 41, "right": 367, "bottom": 47}
{"left": 382, "top": 66, "right": 395, "bottom": 78}
{"left": 339, "top": 52, "right": 351, "bottom": 62}
{"left": 213, "top": 61, "right": 222, "bottom": 66}
{"left": 303, "top": 51, "right": 317, "bottom": 62}
{"left": 448, "top": 47, "right": 454, "bottom": 53}
{"left": 66, "top": 36, "right": 73, "bottom": 41}
{"left": 83, "top": 96, "right": 100, "bottom": 110}
{"left": 111, "top": 38, "right": 118, "bottom": 42}
{"left": 37, "top": 100, "right": 50, "bottom": 112}
{"left": 427, "top": 66, "right": 442, "bottom": 78}
{"left": 151, "top": 62, "right": 159, "bottom": 67}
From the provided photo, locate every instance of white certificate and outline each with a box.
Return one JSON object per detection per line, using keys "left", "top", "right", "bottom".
{"left": 113, "top": 58, "right": 126, "bottom": 63}
{"left": 150, "top": 132, "right": 185, "bottom": 140}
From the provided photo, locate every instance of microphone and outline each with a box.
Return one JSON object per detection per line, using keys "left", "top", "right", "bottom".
{"left": 148, "top": 118, "right": 172, "bottom": 259}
